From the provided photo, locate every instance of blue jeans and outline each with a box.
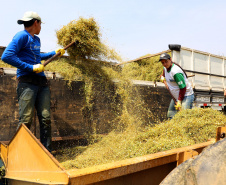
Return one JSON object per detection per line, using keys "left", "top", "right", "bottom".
{"left": 17, "top": 82, "right": 52, "bottom": 152}
{"left": 167, "top": 94, "right": 194, "bottom": 119}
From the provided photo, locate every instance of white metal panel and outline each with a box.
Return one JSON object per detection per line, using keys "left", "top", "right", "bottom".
{"left": 172, "top": 50, "right": 180, "bottom": 65}
{"left": 180, "top": 49, "right": 193, "bottom": 70}
{"left": 210, "top": 76, "right": 224, "bottom": 91}
{"left": 193, "top": 52, "right": 209, "bottom": 73}
{"left": 209, "top": 56, "right": 224, "bottom": 91}
{"left": 224, "top": 58, "right": 226, "bottom": 75}
{"left": 224, "top": 59, "right": 226, "bottom": 88}
{"left": 210, "top": 56, "right": 223, "bottom": 75}
{"left": 193, "top": 74, "right": 210, "bottom": 90}
{"left": 172, "top": 48, "right": 226, "bottom": 91}
{"left": 192, "top": 52, "right": 210, "bottom": 90}
{"left": 173, "top": 49, "right": 195, "bottom": 87}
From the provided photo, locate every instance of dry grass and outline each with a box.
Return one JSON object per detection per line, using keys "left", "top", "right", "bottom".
{"left": 121, "top": 55, "right": 163, "bottom": 81}
{"left": 1, "top": 19, "right": 224, "bottom": 172}
{"left": 0, "top": 166, "right": 5, "bottom": 179}
{"left": 0, "top": 60, "right": 14, "bottom": 68}
{"left": 55, "top": 108, "right": 226, "bottom": 169}
{"left": 56, "top": 17, "right": 121, "bottom": 62}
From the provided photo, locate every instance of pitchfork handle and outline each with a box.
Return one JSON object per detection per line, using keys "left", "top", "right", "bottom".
{"left": 43, "top": 41, "right": 78, "bottom": 66}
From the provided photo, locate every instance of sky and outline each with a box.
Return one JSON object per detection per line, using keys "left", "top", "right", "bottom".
{"left": 1, "top": 0, "right": 226, "bottom": 61}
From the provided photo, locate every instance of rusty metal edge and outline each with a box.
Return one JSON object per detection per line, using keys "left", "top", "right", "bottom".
{"left": 7, "top": 123, "right": 64, "bottom": 170}
{"left": 4, "top": 174, "right": 69, "bottom": 185}
{"left": 216, "top": 126, "right": 226, "bottom": 141}
{"left": 5, "top": 124, "right": 70, "bottom": 184}
{"left": 0, "top": 142, "right": 8, "bottom": 166}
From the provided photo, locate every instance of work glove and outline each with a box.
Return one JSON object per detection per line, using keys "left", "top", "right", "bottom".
{"left": 33, "top": 64, "right": 44, "bottom": 73}
{"left": 55, "top": 48, "right": 65, "bottom": 57}
{"left": 160, "top": 75, "right": 166, "bottom": 83}
{"left": 175, "top": 100, "right": 182, "bottom": 111}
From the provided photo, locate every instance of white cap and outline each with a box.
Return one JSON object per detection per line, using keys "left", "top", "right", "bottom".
{"left": 17, "top": 11, "right": 42, "bottom": 24}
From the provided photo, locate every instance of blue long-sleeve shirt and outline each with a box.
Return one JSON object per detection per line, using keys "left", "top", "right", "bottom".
{"left": 1, "top": 30, "right": 56, "bottom": 78}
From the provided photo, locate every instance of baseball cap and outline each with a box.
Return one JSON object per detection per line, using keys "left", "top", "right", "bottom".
{"left": 159, "top": 53, "right": 171, "bottom": 61}
{"left": 17, "top": 11, "right": 42, "bottom": 24}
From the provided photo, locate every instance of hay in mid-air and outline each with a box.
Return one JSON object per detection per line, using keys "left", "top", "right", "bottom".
{"left": 56, "top": 17, "right": 121, "bottom": 62}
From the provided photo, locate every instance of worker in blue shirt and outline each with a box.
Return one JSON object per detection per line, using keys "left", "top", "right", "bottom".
{"left": 1, "top": 11, "right": 65, "bottom": 152}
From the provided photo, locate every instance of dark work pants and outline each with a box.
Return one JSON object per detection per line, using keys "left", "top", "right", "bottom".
{"left": 17, "top": 82, "right": 52, "bottom": 152}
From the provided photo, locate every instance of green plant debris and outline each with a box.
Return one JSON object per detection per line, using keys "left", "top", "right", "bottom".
{"left": 45, "top": 57, "right": 158, "bottom": 143}
{"left": 0, "top": 166, "right": 5, "bottom": 179}
{"left": 2, "top": 17, "right": 224, "bottom": 172}
{"left": 121, "top": 55, "right": 164, "bottom": 82}
{"left": 56, "top": 17, "right": 122, "bottom": 62}
{"left": 0, "top": 60, "right": 14, "bottom": 68}
{"left": 55, "top": 108, "right": 226, "bottom": 169}
{"left": 46, "top": 58, "right": 122, "bottom": 141}
{"left": 44, "top": 43, "right": 225, "bottom": 170}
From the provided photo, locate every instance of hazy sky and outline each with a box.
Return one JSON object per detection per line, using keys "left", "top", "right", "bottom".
{"left": 0, "top": 0, "right": 225, "bottom": 61}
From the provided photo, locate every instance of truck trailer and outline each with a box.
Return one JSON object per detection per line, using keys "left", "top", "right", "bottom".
{"left": 169, "top": 44, "right": 226, "bottom": 111}
{"left": 119, "top": 44, "right": 226, "bottom": 112}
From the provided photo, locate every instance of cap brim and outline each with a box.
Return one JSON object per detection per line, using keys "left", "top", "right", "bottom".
{"left": 17, "top": 20, "right": 24, "bottom": 24}
{"left": 17, "top": 19, "right": 44, "bottom": 25}
{"left": 159, "top": 58, "right": 166, "bottom": 61}
{"left": 17, "top": 18, "right": 33, "bottom": 24}
{"left": 159, "top": 57, "right": 171, "bottom": 61}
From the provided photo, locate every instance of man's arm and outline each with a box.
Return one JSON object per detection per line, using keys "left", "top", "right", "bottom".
{"left": 1, "top": 33, "right": 33, "bottom": 72}
{"left": 178, "top": 87, "right": 186, "bottom": 101}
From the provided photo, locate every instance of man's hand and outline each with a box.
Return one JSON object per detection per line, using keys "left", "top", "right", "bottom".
{"left": 175, "top": 100, "right": 182, "bottom": 111}
{"left": 160, "top": 75, "right": 166, "bottom": 83}
{"left": 33, "top": 64, "right": 44, "bottom": 73}
{"left": 55, "top": 48, "right": 65, "bottom": 57}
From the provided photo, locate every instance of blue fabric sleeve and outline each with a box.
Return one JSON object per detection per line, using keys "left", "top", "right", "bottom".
{"left": 40, "top": 51, "right": 56, "bottom": 60}
{"left": 1, "top": 33, "right": 33, "bottom": 72}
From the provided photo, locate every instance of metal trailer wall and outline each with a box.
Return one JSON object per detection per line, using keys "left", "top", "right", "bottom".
{"left": 0, "top": 68, "right": 171, "bottom": 142}
{"left": 171, "top": 47, "right": 226, "bottom": 110}
{"left": 172, "top": 47, "right": 226, "bottom": 91}
{"left": 0, "top": 46, "right": 5, "bottom": 58}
